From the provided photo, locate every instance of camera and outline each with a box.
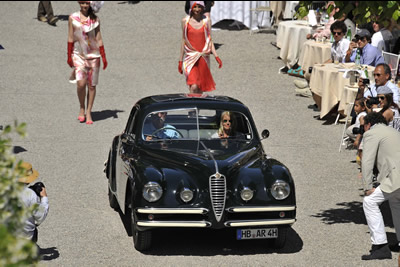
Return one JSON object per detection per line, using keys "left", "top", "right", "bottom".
{"left": 362, "top": 78, "right": 370, "bottom": 85}
{"left": 366, "top": 97, "right": 380, "bottom": 108}
{"left": 29, "top": 182, "right": 45, "bottom": 197}
{"left": 352, "top": 125, "right": 365, "bottom": 135}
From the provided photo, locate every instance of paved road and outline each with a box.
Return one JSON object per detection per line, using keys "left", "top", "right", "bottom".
{"left": 0, "top": 1, "right": 398, "bottom": 266}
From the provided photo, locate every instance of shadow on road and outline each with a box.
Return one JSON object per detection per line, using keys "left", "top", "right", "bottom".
{"left": 13, "top": 146, "right": 27, "bottom": 154}
{"left": 140, "top": 227, "right": 302, "bottom": 256}
{"left": 311, "top": 200, "right": 394, "bottom": 228}
{"left": 92, "top": 109, "right": 124, "bottom": 122}
{"left": 39, "top": 246, "right": 60, "bottom": 261}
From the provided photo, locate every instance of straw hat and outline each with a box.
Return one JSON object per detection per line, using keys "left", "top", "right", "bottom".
{"left": 17, "top": 162, "right": 39, "bottom": 184}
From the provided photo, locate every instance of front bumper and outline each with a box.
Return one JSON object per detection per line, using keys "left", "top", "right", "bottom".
{"left": 135, "top": 206, "right": 296, "bottom": 228}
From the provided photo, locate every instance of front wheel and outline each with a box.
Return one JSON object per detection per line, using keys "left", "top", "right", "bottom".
{"left": 131, "top": 209, "right": 152, "bottom": 251}
{"left": 270, "top": 226, "right": 289, "bottom": 249}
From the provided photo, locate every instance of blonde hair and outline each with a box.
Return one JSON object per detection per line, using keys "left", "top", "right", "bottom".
{"left": 218, "top": 111, "right": 236, "bottom": 136}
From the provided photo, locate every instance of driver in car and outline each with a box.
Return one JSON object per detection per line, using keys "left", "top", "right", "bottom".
{"left": 143, "top": 112, "right": 180, "bottom": 140}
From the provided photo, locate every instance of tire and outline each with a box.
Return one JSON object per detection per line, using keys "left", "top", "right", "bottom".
{"left": 131, "top": 208, "right": 152, "bottom": 251}
{"left": 271, "top": 226, "right": 288, "bottom": 249}
{"left": 108, "top": 186, "right": 119, "bottom": 211}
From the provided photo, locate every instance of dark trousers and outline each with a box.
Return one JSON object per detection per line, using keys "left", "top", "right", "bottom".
{"left": 37, "top": 1, "right": 54, "bottom": 20}
{"left": 385, "top": 188, "right": 400, "bottom": 242}
{"left": 31, "top": 227, "right": 38, "bottom": 243}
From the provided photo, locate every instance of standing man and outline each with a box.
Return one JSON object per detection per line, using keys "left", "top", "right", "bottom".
{"left": 345, "top": 29, "right": 385, "bottom": 66}
{"left": 37, "top": 1, "right": 59, "bottom": 26}
{"left": 361, "top": 112, "right": 400, "bottom": 261}
{"left": 19, "top": 162, "right": 49, "bottom": 243}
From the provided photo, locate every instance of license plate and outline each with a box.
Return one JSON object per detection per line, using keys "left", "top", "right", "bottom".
{"left": 237, "top": 228, "right": 278, "bottom": 240}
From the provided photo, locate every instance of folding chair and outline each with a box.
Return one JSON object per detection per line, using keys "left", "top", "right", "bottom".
{"left": 382, "top": 51, "right": 400, "bottom": 81}
{"left": 392, "top": 116, "right": 400, "bottom": 132}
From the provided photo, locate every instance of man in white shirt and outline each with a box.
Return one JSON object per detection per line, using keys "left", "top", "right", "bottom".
{"left": 19, "top": 162, "right": 49, "bottom": 242}
{"left": 329, "top": 20, "right": 350, "bottom": 63}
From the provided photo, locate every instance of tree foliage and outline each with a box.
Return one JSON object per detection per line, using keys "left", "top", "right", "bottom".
{"left": 297, "top": 1, "right": 400, "bottom": 27}
{"left": 0, "top": 122, "right": 39, "bottom": 266}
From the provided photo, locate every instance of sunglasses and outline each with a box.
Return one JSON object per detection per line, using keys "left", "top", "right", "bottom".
{"left": 373, "top": 73, "right": 382, "bottom": 77}
{"left": 333, "top": 31, "right": 342, "bottom": 35}
{"left": 223, "top": 119, "right": 231, "bottom": 123}
{"left": 379, "top": 96, "right": 385, "bottom": 100}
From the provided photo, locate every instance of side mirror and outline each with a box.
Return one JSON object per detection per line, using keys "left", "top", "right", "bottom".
{"left": 261, "top": 129, "right": 270, "bottom": 139}
{"left": 121, "top": 133, "right": 135, "bottom": 145}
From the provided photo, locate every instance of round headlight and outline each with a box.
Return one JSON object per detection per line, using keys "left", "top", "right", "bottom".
{"left": 270, "top": 180, "right": 290, "bottom": 200}
{"left": 180, "top": 188, "right": 194, "bottom": 203}
{"left": 240, "top": 187, "right": 254, "bottom": 201}
{"left": 143, "top": 182, "right": 163, "bottom": 202}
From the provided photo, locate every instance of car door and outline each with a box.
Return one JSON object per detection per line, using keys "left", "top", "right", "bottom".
{"left": 116, "top": 106, "right": 139, "bottom": 213}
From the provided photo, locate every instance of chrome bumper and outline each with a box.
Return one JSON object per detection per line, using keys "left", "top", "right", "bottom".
{"left": 136, "top": 206, "right": 296, "bottom": 228}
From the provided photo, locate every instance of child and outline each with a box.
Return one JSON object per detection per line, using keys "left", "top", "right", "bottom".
{"left": 345, "top": 98, "right": 367, "bottom": 147}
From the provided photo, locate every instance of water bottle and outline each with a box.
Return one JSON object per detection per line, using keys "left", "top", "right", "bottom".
{"left": 330, "top": 32, "right": 334, "bottom": 43}
{"left": 355, "top": 48, "right": 361, "bottom": 66}
{"left": 346, "top": 27, "right": 352, "bottom": 41}
{"left": 364, "top": 66, "right": 369, "bottom": 79}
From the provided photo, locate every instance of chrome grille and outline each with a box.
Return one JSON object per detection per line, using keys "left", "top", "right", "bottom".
{"left": 209, "top": 173, "right": 226, "bottom": 222}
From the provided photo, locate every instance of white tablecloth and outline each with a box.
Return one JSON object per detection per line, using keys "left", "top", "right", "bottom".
{"left": 211, "top": 1, "right": 271, "bottom": 30}
{"left": 276, "top": 20, "right": 312, "bottom": 68}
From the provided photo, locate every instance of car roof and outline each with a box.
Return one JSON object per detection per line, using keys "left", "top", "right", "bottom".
{"left": 135, "top": 94, "right": 249, "bottom": 113}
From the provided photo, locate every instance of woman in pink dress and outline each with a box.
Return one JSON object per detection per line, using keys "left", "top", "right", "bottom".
{"left": 67, "top": 1, "right": 107, "bottom": 125}
{"left": 178, "top": 1, "right": 222, "bottom": 94}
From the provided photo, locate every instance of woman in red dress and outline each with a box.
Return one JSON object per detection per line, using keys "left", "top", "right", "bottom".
{"left": 178, "top": 1, "right": 222, "bottom": 94}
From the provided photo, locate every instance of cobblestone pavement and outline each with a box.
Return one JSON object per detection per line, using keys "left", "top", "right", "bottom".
{"left": 0, "top": 1, "right": 398, "bottom": 266}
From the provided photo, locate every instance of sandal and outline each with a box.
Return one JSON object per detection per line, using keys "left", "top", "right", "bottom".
{"left": 288, "top": 66, "right": 301, "bottom": 75}
{"left": 290, "top": 69, "right": 305, "bottom": 78}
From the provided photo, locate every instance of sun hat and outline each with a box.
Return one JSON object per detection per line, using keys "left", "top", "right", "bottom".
{"left": 17, "top": 162, "right": 39, "bottom": 184}
{"left": 190, "top": 1, "right": 205, "bottom": 13}
{"left": 376, "top": 85, "right": 393, "bottom": 95}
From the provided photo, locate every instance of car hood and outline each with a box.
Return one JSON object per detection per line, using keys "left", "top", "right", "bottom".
{"left": 138, "top": 140, "right": 262, "bottom": 175}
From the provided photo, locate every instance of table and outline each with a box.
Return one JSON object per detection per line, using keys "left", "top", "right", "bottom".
{"left": 299, "top": 40, "right": 331, "bottom": 77}
{"left": 276, "top": 20, "right": 313, "bottom": 68}
{"left": 211, "top": 1, "right": 271, "bottom": 31}
{"left": 309, "top": 63, "right": 375, "bottom": 118}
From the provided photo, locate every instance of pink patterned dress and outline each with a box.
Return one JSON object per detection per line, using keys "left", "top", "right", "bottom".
{"left": 69, "top": 11, "right": 101, "bottom": 86}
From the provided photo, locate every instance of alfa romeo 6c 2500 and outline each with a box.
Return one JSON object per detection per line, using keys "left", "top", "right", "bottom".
{"left": 105, "top": 94, "right": 296, "bottom": 251}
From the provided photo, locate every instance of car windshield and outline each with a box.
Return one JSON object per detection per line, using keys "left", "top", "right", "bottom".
{"left": 142, "top": 108, "right": 253, "bottom": 141}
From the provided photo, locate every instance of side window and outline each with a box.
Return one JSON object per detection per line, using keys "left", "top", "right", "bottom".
{"left": 125, "top": 106, "right": 138, "bottom": 134}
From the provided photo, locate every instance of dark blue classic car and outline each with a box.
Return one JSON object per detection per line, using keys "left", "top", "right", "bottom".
{"left": 105, "top": 94, "right": 296, "bottom": 251}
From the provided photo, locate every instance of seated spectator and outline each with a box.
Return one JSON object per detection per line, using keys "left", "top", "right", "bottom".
{"left": 376, "top": 85, "right": 400, "bottom": 129}
{"left": 326, "top": 20, "right": 350, "bottom": 63}
{"left": 371, "top": 20, "right": 394, "bottom": 52}
{"left": 356, "top": 63, "right": 399, "bottom": 105}
{"left": 346, "top": 98, "right": 367, "bottom": 146}
{"left": 345, "top": 29, "right": 385, "bottom": 66}
{"left": 212, "top": 111, "right": 240, "bottom": 138}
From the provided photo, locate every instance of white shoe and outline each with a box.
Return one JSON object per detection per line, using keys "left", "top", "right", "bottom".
{"left": 295, "top": 87, "right": 312, "bottom": 97}
{"left": 294, "top": 79, "right": 308, "bottom": 89}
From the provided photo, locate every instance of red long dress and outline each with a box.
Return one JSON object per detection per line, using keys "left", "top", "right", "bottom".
{"left": 186, "top": 23, "right": 216, "bottom": 92}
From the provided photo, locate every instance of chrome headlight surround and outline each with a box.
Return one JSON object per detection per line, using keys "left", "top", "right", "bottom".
{"left": 143, "top": 182, "right": 163, "bottom": 202}
{"left": 270, "top": 180, "right": 290, "bottom": 200}
{"left": 240, "top": 187, "right": 254, "bottom": 201}
{"left": 180, "top": 188, "right": 194, "bottom": 203}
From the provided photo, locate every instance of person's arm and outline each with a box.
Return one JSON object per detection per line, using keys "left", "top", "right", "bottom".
{"left": 33, "top": 188, "right": 49, "bottom": 226}
{"left": 382, "top": 108, "right": 394, "bottom": 123}
{"left": 361, "top": 130, "right": 380, "bottom": 192}
{"left": 67, "top": 16, "right": 74, "bottom": 67}
{"left": 345, "top": 41, "right": 356, "bottom": 62}
{"left": 95, "top": 19, "right": 107, "bottom": 70}
{"left": 179, "top": 18, "right": 186, "bottom": 74}
{"left": 208, "top": 19, "right": 222, "bottom": 68}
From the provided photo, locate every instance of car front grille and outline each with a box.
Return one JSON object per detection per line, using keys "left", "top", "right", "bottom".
{"left": 209, "top": 173, "right": 226, "bottom": 222}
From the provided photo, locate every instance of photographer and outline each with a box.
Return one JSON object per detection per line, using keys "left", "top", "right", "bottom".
{"left": 356, "top": 63, "right": 399, "bottom": 105}
{"left": 18, "top": 162, "right": 49, "bottom": 243}
{"left": 361, "top": 112, "right": 400, "bottom": 260}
